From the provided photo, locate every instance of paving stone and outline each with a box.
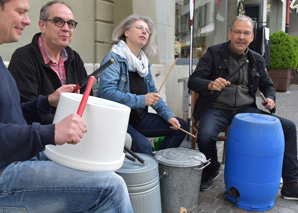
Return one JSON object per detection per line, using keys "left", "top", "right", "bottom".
{"left": 197, "top": 203, "right": 218, "bottom": 212}
{"left": 277, "top": 207, "right": 296, "bottom": 213}
{"left": 215, "top": 207, "right": 231, "bottom": 213}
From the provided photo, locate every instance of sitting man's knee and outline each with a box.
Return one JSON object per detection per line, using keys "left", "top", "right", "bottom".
{"left": 197, "top": 127, "right": 219, "bottom": 143}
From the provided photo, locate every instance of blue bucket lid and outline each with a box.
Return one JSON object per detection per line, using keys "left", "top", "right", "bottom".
{"left": 235, "top": 113, "right": 279, "bottom": 124}
{"left": 155, "top": 147, "right": 208, "bottom": 167}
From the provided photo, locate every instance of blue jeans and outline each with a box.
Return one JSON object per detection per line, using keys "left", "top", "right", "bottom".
{"left": 197, "top": 105, "right": 298, "bottom": 183}
{"left": 0, "top": 153, "right": 133, "bottom": 213}
{"left": 128, "top": 112, "right": 188, "bottom": 155}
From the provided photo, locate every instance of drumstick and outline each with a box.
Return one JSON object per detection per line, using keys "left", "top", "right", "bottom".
{"left": 259, "top": 92, "right": 275, "bottom": 114}
{"left": 179, "top": 127, "right": 196, "bottom": 138}
{"left": 124, "top": 146, "right": 146, "bottom": 165}
{"left": 259, "top": 92, "right": 268, "bottom": 104}
{"left": 158, "top": 58, "right": 178, "bottom": 93}
{"left": 73, "top": 59, "right": 114, "bottom": 92}
{"left": 125, "top": 153, "right": 136, "bottom": 162}
{"left": 77, "top": 76, "right": 95, "bottom": 117}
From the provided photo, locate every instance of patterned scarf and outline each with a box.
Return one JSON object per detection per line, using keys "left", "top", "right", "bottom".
{"left": 111, "top": 40, "right": 149, "bottom": 77}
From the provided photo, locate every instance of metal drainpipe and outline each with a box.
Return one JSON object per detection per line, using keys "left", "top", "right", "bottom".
{"left": 225, "top": 0, "right": 229, "bottom": 41}
{"left": 286, "top": 0, "right": 290, "bottom": 33}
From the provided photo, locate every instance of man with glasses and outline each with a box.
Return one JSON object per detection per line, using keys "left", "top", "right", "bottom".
{"left": 9, "top": 0, "right": 88, "bottom": 124}
{"left": 188, "top": 15, "right": 298, "bottom": 200}
{"left": 0, "top": 0, "right": 132, "bottom": 212}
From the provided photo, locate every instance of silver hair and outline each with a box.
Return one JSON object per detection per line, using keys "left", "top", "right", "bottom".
{"left": 112, "top": 14, "right": 157, "bottom": 58}
{"left": 40, "top": 0, "right": 73, "bottom": 20}
{"left": 231, "top": 15, "right": 254, "bottom": 30}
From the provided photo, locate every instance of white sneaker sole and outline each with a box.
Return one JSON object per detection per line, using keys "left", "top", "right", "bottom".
{"left": 281, "top": 195, "right": 298, "bottom": 201}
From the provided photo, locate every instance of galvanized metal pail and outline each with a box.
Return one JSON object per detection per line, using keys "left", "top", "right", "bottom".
{"left": 116, "top": 153, "right": 162, "bottom": 213}
{"left": 155, "top": 147, "right": 209, "bottom": 213}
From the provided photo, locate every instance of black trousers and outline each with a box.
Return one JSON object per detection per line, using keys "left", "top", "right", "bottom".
{"left": 197, "top": 105, "right": 298, "bottom": 183}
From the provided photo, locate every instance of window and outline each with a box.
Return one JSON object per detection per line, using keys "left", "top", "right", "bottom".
{"left": 175, "top": 0, "right": 228, "bottom": 60}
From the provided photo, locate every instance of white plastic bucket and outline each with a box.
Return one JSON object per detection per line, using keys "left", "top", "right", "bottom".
{"left": 44, "top": 93, "right": 131, "bottom": 172}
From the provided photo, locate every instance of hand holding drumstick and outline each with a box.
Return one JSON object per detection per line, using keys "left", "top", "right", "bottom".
{"left": 145, "top": 93, "right": 195, "bottom": 138}
{"left": 168, "top": 117, "right": 196, "bottom": 139}
{"left": 153, "top": 58, "right": 196, "bottom": 139}
{"left": 260, "top": 92, "right": 276, "bottom": 114}
{"left": 145, "top": 93, "right": 160, "bottom": 107}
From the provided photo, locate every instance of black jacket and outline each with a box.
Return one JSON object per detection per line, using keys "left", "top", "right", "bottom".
{"left": 9, "top": 33, "right": 88, "bottom": 124}
{"left": 188, "top": 41, "right": 276, "bottom": 122}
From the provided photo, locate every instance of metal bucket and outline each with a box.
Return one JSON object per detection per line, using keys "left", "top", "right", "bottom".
{"left": 116, "top": 153, "right": 162, "bottom": 213}
{"left": 155, "top": 147, "right": 209, "bottom": 213}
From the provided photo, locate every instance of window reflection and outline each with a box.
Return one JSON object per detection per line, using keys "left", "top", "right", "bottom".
{"left": 175, "top": 0, "right": 227, "bottom": 61}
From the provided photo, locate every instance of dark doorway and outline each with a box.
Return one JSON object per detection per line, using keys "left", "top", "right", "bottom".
{"left": 245, "top": 4, "right": 261, "bottom": 27}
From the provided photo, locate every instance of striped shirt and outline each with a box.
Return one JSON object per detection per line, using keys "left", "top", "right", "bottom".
{"left": 38, "top": 36, "right": 68, "bottom": 85}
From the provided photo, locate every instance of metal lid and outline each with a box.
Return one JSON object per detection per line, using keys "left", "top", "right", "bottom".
{"left": 116, "top": 153, "right": 159, "bottom": 186}
{"left": 155, "top": 147, "right": 208, "bottom": 167}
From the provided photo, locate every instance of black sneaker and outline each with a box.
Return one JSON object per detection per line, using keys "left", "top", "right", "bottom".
{"left": 281, "top": 182, "right": 298, "bottom": 200}
{"left": 200, "top": 169, "right": 220, "bottom": 191}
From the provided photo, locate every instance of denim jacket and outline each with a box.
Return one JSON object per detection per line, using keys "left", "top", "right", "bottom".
{"left": 98, "top": 52, "right": 174, "bottom": 121}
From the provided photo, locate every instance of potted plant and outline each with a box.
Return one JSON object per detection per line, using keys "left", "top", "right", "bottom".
{"left": 269, "top": 31, "right": 298, "bottom": 92}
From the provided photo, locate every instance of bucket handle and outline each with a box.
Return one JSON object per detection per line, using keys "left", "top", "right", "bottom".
{"left": 201, "top": 159, "right": 211, "bottom": 170}
{"left": 194, "top": 159, "right": 211, "bottom": 171}
{"left": 159, "top": 160, "right": 210, "bottom": 179}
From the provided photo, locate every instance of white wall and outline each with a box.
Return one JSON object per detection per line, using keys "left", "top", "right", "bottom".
{"left": 0, "top": 0, "right": 95, "bottom": 62}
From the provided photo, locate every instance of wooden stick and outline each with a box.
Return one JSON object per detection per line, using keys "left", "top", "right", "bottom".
{"left": 158, "top": 58, "right": 178, "bottom": 93}
{"left": 259, "top": 92, "right": 268, "bottom": 104}
{"left": 124, "top": 146, "right": 146, "bottom": 165}
{"left": 260, "top": 92, "right": 275, "bottom": 114}
{"left": 179, "top": 127, "right": 196, "bottom": 138}
{"left": 156, "top": 58, "right": 195, "bottom": 139}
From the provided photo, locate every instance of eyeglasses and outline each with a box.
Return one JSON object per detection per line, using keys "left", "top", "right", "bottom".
{"left": 132, "top": 25, "right": 151, "bottom": 35}
{"left": 44, "top": 17, "right": 78, "bottom": 29}
{"left": 232, "top": 30, "right": 252, "bottom": 37}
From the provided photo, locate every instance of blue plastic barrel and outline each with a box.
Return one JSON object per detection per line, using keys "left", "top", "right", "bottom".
{"left": 224, "top": 113, "right": 284, "bottom": 211}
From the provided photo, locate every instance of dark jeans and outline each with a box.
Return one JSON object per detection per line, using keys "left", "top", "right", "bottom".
{"left": 197, "top": 105, "right": 298, "bottom": 183}
{"left": 128, "top": 112, "right": 188, "bottom": 155}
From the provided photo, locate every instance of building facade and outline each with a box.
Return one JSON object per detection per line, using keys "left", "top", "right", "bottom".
{"left": 0, "top": 0, "right": 293, "bottom": 117}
